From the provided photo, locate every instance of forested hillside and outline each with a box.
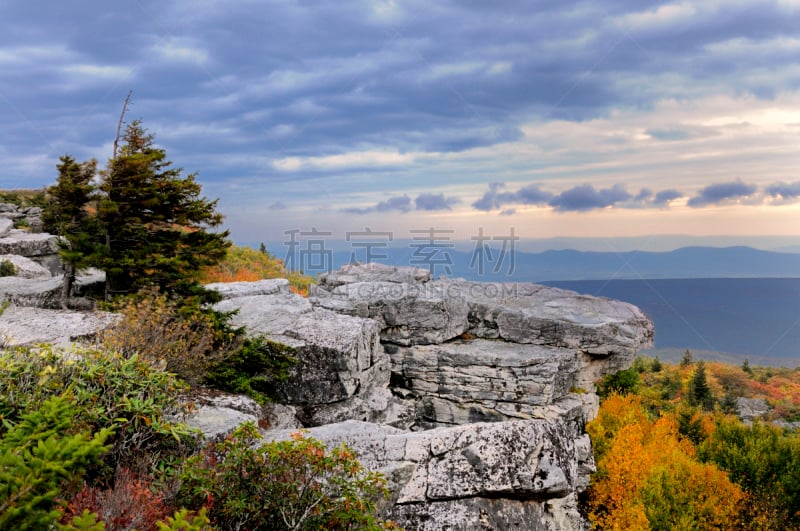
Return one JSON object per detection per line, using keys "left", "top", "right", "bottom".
{"left": 586, "top": 355, "right": 800, "bottom": 529}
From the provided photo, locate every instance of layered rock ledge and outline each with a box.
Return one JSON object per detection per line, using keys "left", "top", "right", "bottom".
{"left": 204, "top": 263, "right": 654, "bottom": 529}
{"left": 1, "top": 260, "right": 655, "bottom": 530}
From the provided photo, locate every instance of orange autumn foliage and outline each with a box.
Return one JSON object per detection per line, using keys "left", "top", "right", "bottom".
{"left": 587, "top": 394, "right": 745, "bottom": 530}
{"left": 196, "top": 244, "right": 314, "bottom": 296}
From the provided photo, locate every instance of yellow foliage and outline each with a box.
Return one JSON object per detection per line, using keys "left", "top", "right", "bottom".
{"left": 587, "top": 396, "right": 745, "bottom": 530}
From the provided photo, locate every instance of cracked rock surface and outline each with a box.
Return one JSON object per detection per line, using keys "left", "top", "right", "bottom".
{"left": 205, "top": 264, "right": 654, "bottom": 530}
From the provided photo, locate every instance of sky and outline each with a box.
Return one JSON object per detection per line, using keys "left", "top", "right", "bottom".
{"left": 2, "top": 0, "right": 800, "bottom": 250}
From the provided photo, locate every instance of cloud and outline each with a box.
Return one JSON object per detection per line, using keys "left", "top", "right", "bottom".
{"left": 653, "top": 189, "right": 683, "bottom": 205}
{"left": 765, "top": 180, "right": 800, "bottom": 202}
{"left": 472, "top": 182, "right": 552, "bottom": 211}
{"left": 549, "top": 184, "right": 632, "bottom": 212}
{"left": 344, "top": 194, "right": 412, "bottom": 214}
{"left": 687, "top": 180, "right": 758, "bottom": 207}
{"left": 268, "top": 201, "right": 287, "bottom": 210}
{"left": 415, "top": 193, "right": 460, "bottom": 211}
{"left": 499, "top": 208, "right": 516, "bottom": 216}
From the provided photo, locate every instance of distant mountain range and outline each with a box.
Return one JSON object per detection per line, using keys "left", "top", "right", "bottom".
{"left": 277, "top": 245, "right": 800, "bottom": 282}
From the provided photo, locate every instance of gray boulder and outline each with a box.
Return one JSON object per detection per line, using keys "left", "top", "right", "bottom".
{"left": 210, "top": 281, "right": 390, "bottom": 426}
{"left": 0, "top": 305, "right": 118, "bottom": 346}
{"left": 0, "top": 254, "right": 52, "bottom": 278}
{"left": 0, "top": 276, "right": 63, "bottom": 307}
{"left": 390, "top": 339, "right": 588, "bottom": 429}
{"left": 0, "top": 218, "right": 12, "bottom": 237}
{"left": 0, "top": 269, "right": 104, "bottom": 309}
{"left": 0, "top": 231, "right": 61, "bottom": 274}
{"left": 737, "top": 397, "right": 770, "bottom": 422}
{"left": 264, "top": 418, "right": 592, "bottom": 530}
{"left": 312, "top": 264, "right": 654, "bottom": 357}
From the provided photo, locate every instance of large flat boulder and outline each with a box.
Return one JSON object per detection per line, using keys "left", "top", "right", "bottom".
{"left": 0, "top": 306, "right": 118, "bottom": 346}
{"left": 0, "top": 276, "right": 63, "bottom": 307}
{"left": 264, "top": 418, "right": 592, "bottom": 530}
{"left": 312, "top": 264, "right": 654, "bottom": 357}
{"left": 0, "top": 231, "right": 61, "bottom": 274}
{"left": 0, "top": 270, "right": 105, "bottom": 309}
{"left": 0, "top": 254, "right": 52, "bottom": 279}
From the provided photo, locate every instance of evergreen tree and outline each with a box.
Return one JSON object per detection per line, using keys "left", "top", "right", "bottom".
{"left": 42, "top": 155, "right": 102, "bottom": 308}
{"left": 688, "top": 360, "right": 714, "bottom": 411}
{"left": 97, "top": 121, "right": 230, "bottom": 301}
{"left": 680, "top": 349, "right": 694, "bottom": 367}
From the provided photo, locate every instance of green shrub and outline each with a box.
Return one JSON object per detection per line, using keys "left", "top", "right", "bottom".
{"left": 156, "top": 508, "right": 212, "bottom": 530}
{"left": 0, "top": 396, "right": 112, "bottom": 530}
{"left": 598, "top": 368, "right": 641, "bottom": 398}
{"left": 204, "top": 335, "right": 297, "bottom": 404}
{"left": 0, "top": 345, "right": 197, "bottom": 478}
{"left": 0, "top": 259, "right": 16, "bottom": 277}
{"left": 176, "top": 423, "right": 393, "bottom": 530}
{"left": 699, "top": 419, "right": 800, "bottom": 528}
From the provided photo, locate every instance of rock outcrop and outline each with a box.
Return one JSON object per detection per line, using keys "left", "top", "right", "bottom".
{"left": 265, "top": 418, "right": 592, "bottom": 530}
{"left": 0, "top": 270, "right": 105, "bottom": 309}
{"left": 211, "top": 279, "right": 395, "bottom": 427}
{"left": 0, "top": 255, "right": 654, "bottom": 529}
{"left": 0, "top": 254, "right": 52, "bottom": 279}
{"left": 204, "top": 263, "right": 654, "bottom": 529}
{"left": 0, "top": 230, "right": 61, "bottom": 274}
{"left": 0, "top": 305, "right": 118, "bottom": 347}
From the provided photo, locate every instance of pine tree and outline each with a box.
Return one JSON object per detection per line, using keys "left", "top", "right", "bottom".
{"left": 688, "top": 360, "right": 714, "bottom": 411}
{"left": 97, "top": 121, "right": 230, "bottom": 301}
{"left": 680, "top": 349, "right": 694, "bottom": 367}
{"left": 42, "top": 155, "right": 102, "bottom": 308}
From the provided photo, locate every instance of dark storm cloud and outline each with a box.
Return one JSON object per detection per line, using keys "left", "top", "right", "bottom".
{"left": 687, "top": 180, "right": 758, "bottom": 207}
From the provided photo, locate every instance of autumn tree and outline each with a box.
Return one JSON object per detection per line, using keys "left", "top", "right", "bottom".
{"left": 97, "top": 120, "right": 230, "bottom": 301}
{"left": 41, "top": 155, "right": 102, "bottom": 307}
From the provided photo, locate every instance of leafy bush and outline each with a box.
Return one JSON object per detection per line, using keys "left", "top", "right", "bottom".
{"left": 176, "top": 423, "right": 393, "bottom": 530}
{"left": 0, "top": 189, "right": 46, "bottom": 207}
{"left": 204, "top": 335, "right": 297, "bottom": 404}
{"left": 0, "top": 396, "right": 112, "bottom": 530}
{"left": 0, "top": 259, "right": 16, "bottom": 277}
{"left": 597, "top": 368, "right": 640, "bottom": 397}
{"left": 156, "top": 508, "right": 212, "bottom": 530}
{"left": 586, "top": 395, "right": 744, "bottom": 530}
{"left": 100, "top": 289, "right": 238, "bottom": 386}
{"left": 700, "top": 419, "right": 800, "bottom": 529}
{"left": 63, "top": 467, "right": 172, "bottom": 531}
{"left": 0, "top": 346, "right": 197, "bottom": 477}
